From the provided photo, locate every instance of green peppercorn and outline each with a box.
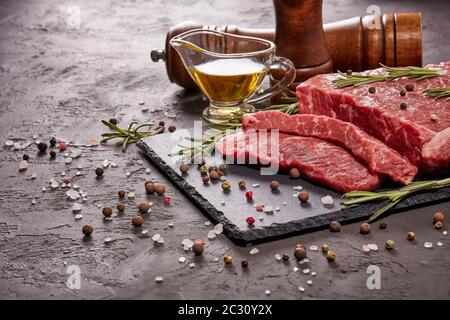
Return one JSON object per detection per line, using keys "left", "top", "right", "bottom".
{"left": 407, "top": 231, "right": 415, "bottom": 241}
{"left": 221, "top": 181, "right": 231, "bottom": 191}
{"left": 219, "top": 164, "right": 226, "bottom": 172}
{"left": 95, "top": 167, "right": 104, "bottom": 177}
{"left": 37, "top": 142, "right": 48, "bottom": 153}
{"left": 199, "top": 165, "right": 208, "bottom": 175}
{"left": 385, "top": 240, "right": 395, "bottom": 250}
{"left": 224, "top": 255, "right": 233, "bottom": 265}
{"left": 321, "top": 244, "right": 329, "bottom": 253}
{"left": 238, "top": 180, "right": 246, "bottom": 189}
{"left": 326, "top": 250, "right": 336, "bottom": 262}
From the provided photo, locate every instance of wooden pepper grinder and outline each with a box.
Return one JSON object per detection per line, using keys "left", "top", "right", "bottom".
{"left": 273, "top": 0, "right": 333, "bottom": 88}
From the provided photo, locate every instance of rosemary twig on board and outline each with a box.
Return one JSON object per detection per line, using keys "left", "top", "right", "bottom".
{"left": 423, "top": 87, "right": 450, "bottom": 100}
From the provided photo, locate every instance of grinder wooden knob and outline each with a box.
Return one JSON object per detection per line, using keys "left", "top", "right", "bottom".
{"left": 152, "top": 13, "right": 422, "bottom": 89}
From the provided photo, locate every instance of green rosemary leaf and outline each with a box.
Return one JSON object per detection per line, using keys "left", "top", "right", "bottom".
{"left": 423, "top": 87, "right": 450, "bottom": 100}
{"left": 368, "top": 198, "right": 402, "bottom": 222}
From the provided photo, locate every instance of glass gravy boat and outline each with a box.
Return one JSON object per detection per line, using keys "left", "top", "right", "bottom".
{"left": 170, "top": 29, "right": 295, "bottom": 124}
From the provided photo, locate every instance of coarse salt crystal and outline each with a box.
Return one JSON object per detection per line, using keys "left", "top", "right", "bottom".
{"left": 204, "top": 221, "right": 211, "bottom": 226}
{"left": 65, "top": 157, "right": 72, "bottom": 164}
{"left": 178, "top": 257, "right": 186, "bottom": 263}
{"left": 5, "top": 140, "right": 14, "bottom": 146}
{"left": 155, "top": 276, "right": 163, "bottom": 283}
{"left": 424, "top": 242, "right": 433, "bottom": 248}
{"left": 437, "top": 241, "right": 443, "bottom": 247}
{"left": 251, "top": 183, "right": 260, "bottom": 188}
{"left": 311, "top": 271, "right": 316, "bottom": 276}
{"left": 443, "top": 231, "right": 448, "bottom": 235}
{"left": 207, "top": 230, "right": 216, "bottom": 240}
{"left": 181, "top": 238, "right": 193, "bottom": 248}
{"left": 298, "top": 286, "right": 305, "bottom": 292}
{"left": 303, "top": 268, "right": 310, "bottom": 274}
{"left": 168, "top": 222, "right": 174, "bottom": 228}
{"left": 214, "top": 223, "right": 223, "bottom": 234}
{"left": 321, "top": 195, "right": 334, "bottom": 206}
{"left": 19, "top": 160, "right": 28, "bottom": 171}
{"left": 263, "top": 206, "right": 273, "bottom": 213}
{"left": 145, "top": 168, "right": 151, "bottom": 174}
{"left": 293, "top": 186, "right": 303, "bottom": 191}
{"left": 72, "top": 203, "right": 82, "bottom": 212}
{"left": 104, "top": 237, "right": 113, "bottom": 243}
{"left": 31, "top": 173, "right": 37, "bottom": 180}
{"left": 275, "top": 206, "right": 280, "bottom": 212}
{"left": 127, "top": 192, "right": 135, "bottom": 199}
{"left": 274, "top": 253, "right": 282, "bottom": 261}
{"left": 249, "top": 248, "right": 259, "bottom": 255}
{"left": 126, "top": 171, "right": 131, "bottom": 177}
{"left": 309, "top": 245, "right": 318, "bottom": 252}
{"left": 265, "top": 290, "right": 271, "bottom": 295}
{"left": 141, "top": 230, "right": 149, "bottom": 235}
{"left": 152, "top": 234, "right": 162, "bottom": 242}
{"left": 362, "top": 245, "right": 370, "bottom": 252}
{"left": 368, "top": 244, "right": 378, "bottom": 251}
{"left": 31, "top": 199, "right": 36, "bottom": 205}
{"left": 293, "top": 267, "right": 299, "bottom": 272}
{"left": 306, "top": 280, "right": 313, "bottom": 286}
{"left": 189, "top": 263, "right": 195, "bottom": 268}
{"left": 74, "top": 214, "right": 82, "bottom": 220}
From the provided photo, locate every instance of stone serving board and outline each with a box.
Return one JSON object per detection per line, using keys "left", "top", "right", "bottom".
{"left": 138, "top": 132, "right": 450, "bottom": 246}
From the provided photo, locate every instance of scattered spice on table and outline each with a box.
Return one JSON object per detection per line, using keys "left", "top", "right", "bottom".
{"left": 168, "top": 125, "right": 176, "bottom": 133}
{"left": 138, "top": 202, "right": 150, "bottom": 214}
{"left": 407, "top": 231, "right": 416, "bottom": 241}
{"left": 221, "top": 181, "right": 230, "bottom": 191}
{"left": 102, "top": 207, "right": 113, "bottom": 217}
{"left": 289, "top": 168, "right": 301, "bottom": 179}
{"left": 379, "top": 222, "right": 388, "bottom": 229}
{"left": 163, "top": 196, "right": 171, "bottom": 204}
{"left": 199, "top": 165, "right": 208, "bottom": 175}
{"left": 192, "top": 240, "right": 204, "bottom": 255}
{"left": 179, "top": 163, "right": 189, "bottom": 173}
{"left": 22, "top": 154, "right": 29, "bottom": 161}
{"left": 82, "top": 225, "right": 93, "bottom": 237}
{"left": 246, "top": 216, "right": 255, "bottom": 226}
{"left": 368, "top": 86, "right": 376, "bottom": 94}
{"left": 294, "top": 245, "right": 307, "bottom": 260}
{"left": 282, "top": 254, "right": 289, "bottom": 261}
{"left": 298, "top": 191, "right": 309, "bottom": 203}
{"left": 241, "top": 260, "right": 249, "bottom": 268}
{"left": 326, "top": 250, "right": 336, "bottom": 262}
{"left": 154, "top": 183, "right": 166, "bottom": 195}
{"left": 400, "top": 89, "right": 407, "bottom": 97}
{"left": 37, "top": 142, "right": 48, "bottom": 153}
{"left": 238, "top": 180, "right": 246, "bottom": 189}
{"left": 405, "top": 83, "right": 414, "bottom": 91}
{"left": 49, "top": 137, "right": 57, "bottom": 147}
{"left": 321, "top": 244, "right": 329, "bottom": 253}
{"left": 434, "top": 221, "right": 443, "bottom": 230}
{"left": 433, "top": 211, "right": 444, "bottom": 223}
{"left": 270, "top": 180, "right": 280, "bottom": 190}
{"left": 49, "top": 150, "right": 56, "bottom": 158}
{"left": 400, "top": 102, "right": 408, "bottom": 110}
{"left": 202, "top": 175, "right": 210, "bottom": 184}
{"left": 385, "top": 240, "right": 395, "bottom": 250}
{"left": 330, "top": 220, "right": 341, "bottom": 232}
{"left": 59, "top": 143, "right": 67, "bottom": 151}
{"left": 117, "top": 203, "right": 125, "bottom": 212}
{"left": 359, "top": 223, "right": 371, "bottom": 234}
{"left": 118, "top": 190, "right": 126, "bottom": 198}
{"left": 245, "top": 191, "right": 253, "bottom": 201}
{"left": 209, "top": 170, "right": 219, "bottom": 180}
{"left": 95, "top": 167, "right": 104, "bottom": 177}
{"left": 224, "top": 255, "right": 233, "bottom": 265}
{"left": 132, "top": 216, "right": 144, "bottom": 227}
{"left": 145, "top": 182, "right": 155, "bottom": 194}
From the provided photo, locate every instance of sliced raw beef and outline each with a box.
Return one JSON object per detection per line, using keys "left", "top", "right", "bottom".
{"left": 242, "top": 110, "right": 417, "bottom": 185}
{"left": 296, "top": 61, "right": 450, "bottom": 172}
{"left": 422, "top": 127, "right": 450, "bottom": 168}
{"left": 215, "top": 131, "right": 382, "bottom": 192}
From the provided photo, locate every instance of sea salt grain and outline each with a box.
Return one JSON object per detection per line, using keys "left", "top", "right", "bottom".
{"left": 274, "top": 253, "right": 282, "bottom": 261}
{"left": 298, "top": 286, "right": 305, "bottom": 292}
{"left": 265, "top": 290, "right": 271, "bottom": 295}
{"left": 181, "top": 239, "right": 193, "bottom": 248}
{"left": 19, "top": 160, "right": 28, "bottom": 171}
{"left": 249, "top": 248, "right": 259, "bottom": 255}
{"left": 362, "top": 245, "right": 370, "bottom": 252}
{"left": 155, "top": 276, "right": 163, "bottom": 283}
{"left": 104, "top": 237, "right": 113, "bottom": 244}
{"left": 321, "top": 195, "right": 334, "bottom": 206}
{"left": 31, "top": 173, "right": 37, "bottom": 180}
{"left": 214, "top": 223, "right": 223, "bottom": 235}
{"left": 141, "top": 230, "right": 149, "bottom": 236}
{"left": 309, "top": 245, "right": 318, "bottom": 252}
{"left": 251, "top": 183, "right": 260, "bottom": 188}
{"left": 126, "top": 171, "right": 131, "bottom": 177}
{"left": 443, "top": 231, "right": 448, "bottom": 235}
{"left": 51, "top": 181, "right": 59, "bottom": 189}
{"left": 424, "top": 242, "right": 433, "bottom": 249}
{"left": 127, "top": 192, "right": 135, "bottom": 199}
{"left": 72, "top": 203, "right": 82, "bottom": 213}
{"left": 189, "top": 263, "right": 195, "bottom": 268}
{"left": 207, "top": 230, "right": 216, "bottom": 240}
{"left": 303, "top": 268, "right": 310, "bottom": 274}
{"left": 168, "top": 222, "right": 174, "bottom": 228}
{"left": 204, "top": 221, "right": 211, "bottom": 226}
{"left": 152, "top": 234, "right": 162, "bottom": 242}
{"left": 293, "top": 186, "right": 303, "bottom": 191}
{"left": 437, "top": 241, "right": 443, "bottom": 247}
{"left": 311, "top": 271, "right": 316, "bottom": 276}
{"left": 263, "top": 206, "right": 273, "bottom": 213}
{"left": 178, "top": 257, "right": 186, "bottom": 263}
{"left": 293, "top": 267, "right": 299, "bottom": 272}
{"left": 306, "top": 280, "right": 313, "bottom": 286}
{"left": 368, "top": 244, "right": 378, "bottom": 251}
{"left": 74, "top": 214, "right": 82, "bottom": 220}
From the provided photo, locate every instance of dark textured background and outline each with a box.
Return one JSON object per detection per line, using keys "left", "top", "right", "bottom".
{"left": 0, "top": 0, "right": 449, "bottom": 299}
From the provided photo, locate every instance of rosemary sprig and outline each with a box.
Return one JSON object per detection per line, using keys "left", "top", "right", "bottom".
{"left": 342, "top": 177, "right": 450, "bottom": 222}
{"left": 333, "top": 64, "right": 446, "bottom": 87}
{"left": 100, "top": 120, "right": 164, "bottom": 152}
{"left": 423, "top": 87, "right": 450, "bottom": 100}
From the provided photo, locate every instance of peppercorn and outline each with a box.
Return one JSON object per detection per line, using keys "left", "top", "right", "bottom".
{"left": 298, "top": 191, "right": 309, "bottom": 203}
{"left": 385, "top": 240, "right": 395, "bottom": 250}
{"left": 199, "top": 165, "right": 208, "bottom": 175}
{"left": 433, "top": 211, "right": 444, "bottom": 223}
{"left": 368, "top": 87, "right": 376, "bottom": 94}
{"left": 109, "top": 118, "right": 118, "bottom": 125}
{"left": 359, "top": 223, "right": 371, "bottom": 234}
{"left": 95, "top": 167, "right": 104, "bottom": 177}
{"left": 168, "top": 125, "right": 176, "bottom": 133}
{"left": 221, "top": 181, "right": 230, "bottom": 191}
{"left": 209, "top": 170, "right": 219, "bottom": 180}
{"left": 22, "top": 154, "right": 29, "bottom": 161}
{"left": 330, "top": 220, "right": 341, "bottom": 232}
{"left": 346, "top": 69, "right": 352, "bottom": 75}
{"left": 224, "top": 255, "right": 233, "bottom": 265}
{"left": 407, "top": 231, "right": 416, "bottom": 241}
{"left": 431, "top": 114, "right": 438, "bottom": 122}
{"left": 82, "top": 225, "right": 93, "bottom": 237}
{"left": 49, "top": 137, "right": 57, "bottom": 147}
{"left": 219, "top": 164, "right": 226, "bottom": 172}
{"left": 138, "top": 202, "right": 150, "bottom": 214}
{"left": 208, "top": 165, "right": 219, "bottom": 173}
{"left": 49, "top": 150, "right": 56, "bottom": 158}
{"left": 296, "top": 244, "right": 306, "bottom": 250}
{"left": 145, "top": 183, "right": 155, "bottom": 194}
{"left": 202, "top": 175, "right": 210, "bottom": 184}
{"left": 118, "top": 190, "right": 126, "bottom": 198}
{"left": 400, "top": 89, "right": 407, "bottom": 97}
{"left": 289, "top": 168, "right": 301, "bottom": 179}
{"left": 379, "top": 222, "right": 388, "bottom": 229}
{"left": 159, "top": 121, "right": 165, "bottom": 127}
{"left": 180, "top": 163, "right": 189, "bottom": 173}
{"left": 294, "top": 246, "right": 307, "bottom": 260}
{"left": 132, "top": 216, "right": 144, "bottom": 227}
{"left": 154, "top": 183, "right": 166, "bottom": 195}
{"left": 435, "top": 221, "right": 444, "bottom": 230}
{"left": 58, "top": 143, "right": 67, "bottom": 151}
{"left": 245, "top": 191, "right": 253, "bottom": 201}
{"left": 117, "top": 203, "right": 125, "bottom": 212}
{"left": 269, "top": 180, "right": 280, "bottom": 190}
{"left": 238, "top": 180, "right": 246, "bottom": 189}
{"left": 246, "top": 216, "right": 255, "bottom": 225}
{"left": 102, "top": 207, "right": 113, "bottom": 217}
{"left": 163, "top": 196, "right": 171, "bottom": 204}
{"left": 400, "top": 102, "right": 407, "bottom": 110}
{"left": 241, "top": 260, "right": 249, "bottom": 268}
{"left": 405, "top": 83, "right": 414, "bottom": 92}
{"left": 192, "top": 240, "right": 204, "bottom": 256}
{"left": 37, "top": 142, "right": 48, "bottom": 153}
{"left": 326, "top": 250, "right": 336, "bottom": 262}
{"left": 321, "top": 244, "right": 329, "bottom": 253}
{"left": 282, "top": 254, "right": 290, "bottom": 261}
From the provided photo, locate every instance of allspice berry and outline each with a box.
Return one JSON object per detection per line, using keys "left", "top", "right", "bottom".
{"left": 117, "top": 203, "right": 125, "bottom": 212}
{"left": 269, "top": 180, "right": 280, "bottom": 190}
{"left": 359, "top": 223, "right": 371, "bottom": 234}
{"left": 145, "top": 183, "right": 155, "bottom": 194}
{"left": 168, "top": 125, "right": 176, "bottom": 133}
{"left": 180, "top": 163, "right": 189, "bottom": 174}
{"left": 289, "top": 168, "right": 301, "bottom": 179}
{"left": 321, "top": 244, "right": 330, "bottom": 253}
{"left": 434, "top": 221, "right": 444, "bottom": 230}
{"left": 138, "top": 202, "right": 150, "bottom": 214}
{"left": 326, "top": 250, "right": 336, "bottom": 262}
{"left": 379, "top": 222, "right": 388, "bottom": 229}
{"left": 407, "top": 231, "right": 416, "bottom": 241}
{"left": 118, "top": 190, "right": 126, "bottom": 198}
{"left": 132, "top": 216, "right": 144, "bottom": 227}
{"left": 95, "top": 167, "right": 104, "bottom": 177}
{"left": 192, "top": 240, "right": 204, "bottom": 256}
{"left": 37, "top": 142, "right": 48, "bottom": 153}
{"left": 224, "top": 255, "right": 233, "bottom": 265}
{"left": 208, "top": 166, "right": 218, "bottom": 173}
{"left": 330, "top": 221, "right": 341, "bottom": 232}
{"left": 102, "top": 207, "right": 113, "bottom": 217}
{"left": 209, "top": 170, "right": 219, "bottom": 180}
{"left": 298, "top": 191, "right": 309, "bottom": 203}
{"left": 202, "top": 175, "right": 210, "bottom": 184}
{"left": 154, "top": 183, "right": 166, "bottom": 195}
{"left": 82, "top": 225, "right": 93, "bottom": 237}
{"left": 433, "top": 211, "right": 444, "bottom": 223}
{"left": 294, "top": 246, "right": 307, "bottom": 260}
{"left": 238, "top": 180, "right": 246, "bottom": 189}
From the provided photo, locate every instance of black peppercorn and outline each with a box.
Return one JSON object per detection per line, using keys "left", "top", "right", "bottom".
{"left": 95, "top": 167, "right": 104, "bottom": 177}
{"left": 346, "top": 69, "right": 352, "bottom": 75}
{"left": 168, "top": 125, "right": 176, "bottom": 132}
{"left": 400, "top": 102, "right": 407, "bottom": 110}
{"left": 49, "top": 150, "right": 56, "bottom": 158}
{"left": 109, "top": 118, "right": 118, "bottom": 125}
{"left": 282, "top": 254, "right": 290, "bottom": 261}
{"left": 118, "top": 190, "right": 126, "bottom": 198}
{"left": 159, "top": 121, "right": 165, "bottom": 127}
{"left": 49, "top": 137, "right": 57, "bottom": 147}
{"left": 241, "top": 260, "right": 249, "bottom": 268}
{"left": 37, "top": 142, "right": 48, "bottom": 153}
{"left": 400, "top": 89, "right": 406, "bottom": 97}
{"left": 22, "top": 154, "right": 29, "bottom": 161}
{"left": 379, "top": 222, "right": 387, "bottom": 229}
{"left": 368, "top": 87, "right": 376, "bottom": 94}
{"left": 405, "top": 83, "right": 414, "bottom": 92}
{"left": 82, "top": 225, "right": 94, "bottom": 237}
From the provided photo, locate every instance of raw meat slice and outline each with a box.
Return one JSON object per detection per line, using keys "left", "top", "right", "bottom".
{"left": 422, "top": 127, "right": 450, "bottom": 169}
{"left": 296, "top": 61, "right": 450, "bottom": 171}
{"left": 242, "top": 110, "right": 417, "bottom": 185}
{"left": 215, "top": 131, "right": 382, "bottom": 192}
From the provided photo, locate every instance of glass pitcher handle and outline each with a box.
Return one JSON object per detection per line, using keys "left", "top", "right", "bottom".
{"left": 248, "top": 56, "right": 296, "bottom": 105}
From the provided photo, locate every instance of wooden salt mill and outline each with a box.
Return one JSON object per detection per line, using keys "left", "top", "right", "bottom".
{"left": 151, "top": 1, "right": 422, "bottom": 90}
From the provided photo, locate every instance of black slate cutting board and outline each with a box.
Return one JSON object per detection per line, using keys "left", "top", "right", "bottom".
{"left": 137, "top": 132, "right": 450, "bottom": 246}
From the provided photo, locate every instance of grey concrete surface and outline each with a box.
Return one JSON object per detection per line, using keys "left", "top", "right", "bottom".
{"left": 0, "top": 0, "right": 449, "bottom": 299}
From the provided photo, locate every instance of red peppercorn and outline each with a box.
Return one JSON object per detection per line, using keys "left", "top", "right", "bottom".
{"left": 63, "top": 179, "right": 71, "bottom": 185}
{"left": 59, "top": 143, "right": 67, "bottom": 151}
{"left": 245, "top": 191, "right": 253, "bottom": 201}
{"left": 246, "top": 216, "right": 255, "bottom": 225}
{"left": 163, "top": 196, "right": 171, "bottom": 204}
{"left": 256, "top": 204, "right": 264, "bottom": 212}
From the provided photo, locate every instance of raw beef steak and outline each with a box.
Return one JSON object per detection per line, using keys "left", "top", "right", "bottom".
{"left": 242, "top": 110, "right": 417, "bottom": 185}
{"left": 215, "top": 131, "right": 382, "bottom": 192}
{"left": 296, "top": 61, "right": 450, "bottom": 172}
